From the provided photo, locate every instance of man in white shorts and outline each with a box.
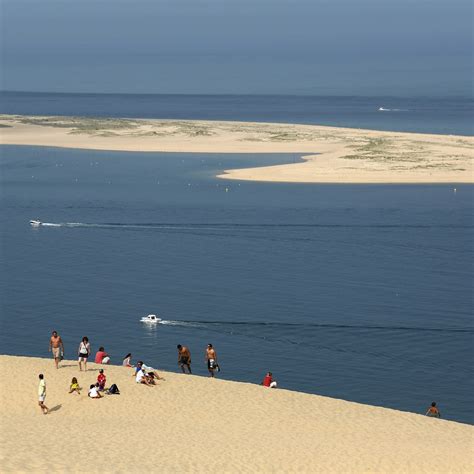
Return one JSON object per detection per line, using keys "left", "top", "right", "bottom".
{"left": 38, "top": 374, "right": 49, "bottom": 414}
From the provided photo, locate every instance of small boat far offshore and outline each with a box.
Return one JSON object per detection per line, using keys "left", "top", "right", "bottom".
{"left": 30, "top": 220, "right": 42, "bottom": 227}
{"left": 140, "top": 314, "right": 162, "bottom": 324}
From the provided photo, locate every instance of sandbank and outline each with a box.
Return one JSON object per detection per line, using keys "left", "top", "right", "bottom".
{"left": 0, "top": 354, "right": 472, "bottom": 473}
{"left": 0, "top": 114, "right": 472, "bottom": 183}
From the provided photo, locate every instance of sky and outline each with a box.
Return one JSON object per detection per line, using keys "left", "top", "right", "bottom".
{"left": 1, "top": 0, "right": 472, "bottom": 96}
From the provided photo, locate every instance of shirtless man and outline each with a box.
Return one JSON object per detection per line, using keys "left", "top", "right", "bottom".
{"left": 49, "top": 331, "right": 64, "bottom": 369}
{"left": 177, "top": 344, "right": 192, "bottom": 374}
{"left": 206, "top": 344, "right": 218, "bottom": 377}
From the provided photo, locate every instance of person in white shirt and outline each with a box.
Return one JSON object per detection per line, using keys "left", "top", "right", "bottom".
{"left": 38, "top": 374, "right": 49, "bottom": 414}
{"left": 135, "top": 368, "right": 153, "bottom": 386}
{"left": 88, "top": 383, "right": 102, "bottom": 399}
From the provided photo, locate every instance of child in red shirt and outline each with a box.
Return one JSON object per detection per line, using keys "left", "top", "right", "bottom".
{"left": 97, "top": 369, "right": 106, "bottom": 391}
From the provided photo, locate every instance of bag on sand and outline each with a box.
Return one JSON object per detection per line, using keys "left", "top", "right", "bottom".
{"left": 107, "top": 383, "right": 120, "bottom": 395}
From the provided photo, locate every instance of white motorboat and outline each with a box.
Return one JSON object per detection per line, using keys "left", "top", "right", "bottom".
{"left": 140, "top": 314, "right": 162, "bottom": 324}
{"left": 30, "top": 220, "right": 42, "bottom": 227}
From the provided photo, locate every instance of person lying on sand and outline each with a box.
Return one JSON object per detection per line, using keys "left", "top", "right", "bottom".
{"left": 88, "top": 383, "right": 103, "bottom": 399}
{"left": 262, "top": 372, "right": 277, "bottom": 388}
{"left": 69, "top": 377, "right": 81, "bottom": 394}
{"left": 426, "top": 402, "right": 441, "bottom": 418}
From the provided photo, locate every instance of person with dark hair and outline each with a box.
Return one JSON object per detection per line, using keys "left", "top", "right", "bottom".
{"left": 49, "top": 331, "right": 64, "bottom": 369}
{"left": 122, "top": 353, "right": 132, "bottom": 367}
{"left": 97, "top": 369, "right": 106, "bottom": 391}
{"left": 177, "top": 344, "right": 192, "bottom": 374}
{"left": 206, "top": 344, "right": 218, "bottom": 377}
{"left": 38, "top": 374, "right": 49, "bottom": 414}
{"left": 78, "top": 336, "right": 91, "bottom": 372}
{"left": 88, "top": 383, "right": 102, "bottom": 399}
{"left": 95, "top": 346, "right": 110, "bottom": 364}
{"left": 426, "top": 402, "right": 441, "bottom": 418}
{"left": 262, "top": 372, "right": 277, "bottom": 388}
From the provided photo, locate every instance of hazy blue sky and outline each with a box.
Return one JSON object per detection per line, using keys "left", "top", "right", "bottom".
{"left": 1, "top": 0, "right": 472, "bottom": 95}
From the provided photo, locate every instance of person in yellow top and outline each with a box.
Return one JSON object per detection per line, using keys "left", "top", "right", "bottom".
{"left": 69, "top": 377, "right": 81, "bottom": 394}
{"left": 38, "top": 374, "right": 49, "bottom": 415}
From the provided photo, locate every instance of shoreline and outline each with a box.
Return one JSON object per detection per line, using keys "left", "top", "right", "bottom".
{"left": 1, "top": 354, "right": 473, "bottom": 472}
{"left": 1, "top": 114, "right": 472, "bottom": 184}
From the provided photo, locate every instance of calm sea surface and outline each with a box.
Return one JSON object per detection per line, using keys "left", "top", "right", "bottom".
{"left": 0, "top": 144, "right": 472, "bottom": 424}
{"left": 1, "top": 91, "right": 473, "bottom": 135}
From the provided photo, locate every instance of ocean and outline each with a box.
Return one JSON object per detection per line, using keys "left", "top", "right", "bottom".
{"left": 0, "top": 93, "right": 473, "bottom": 424}
{"left": 1, "top": 91, "right": 473, "bottom": 136}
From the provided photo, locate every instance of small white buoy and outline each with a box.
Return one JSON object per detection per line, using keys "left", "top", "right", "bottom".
{"left": 225, "top": 187, "right": 229, "bottom": 192}
{"left": 453, "top": 188, "right": 457, "bottom": 193}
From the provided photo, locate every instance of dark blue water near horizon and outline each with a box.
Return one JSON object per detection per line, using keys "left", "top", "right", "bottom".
{"left": 1, "top": 145, "right": 473, "bottom": 424}
{"left": 1, "top": 91, "right": 473, "bottom": 136}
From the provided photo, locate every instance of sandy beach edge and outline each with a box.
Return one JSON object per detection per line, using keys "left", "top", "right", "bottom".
{"left": 1, "top": 114, "right": 473, "bottom": 184}
{"left": 1, "top": 354, "right": 472, "bottom": 473}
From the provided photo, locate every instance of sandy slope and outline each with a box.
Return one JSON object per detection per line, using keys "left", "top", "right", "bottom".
{"left": 0, "top": 355, "right": 472, "bottom": 473}
{"left": 1, "top": 114, "right": 472, "bottom": 183}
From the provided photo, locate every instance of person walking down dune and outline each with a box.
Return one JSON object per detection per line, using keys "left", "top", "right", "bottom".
{"left": 206, "top": 344, "right": 218, "bottom": 377}
{"left": 177, "top": 345, "right": 192, "bottom": 374}
{"left": 78, "top": 337, "right": 91, "bottom": 372}
{"left": 49, "top": 331, "right": 64, "bottom": 369}
{"left": 38, "top": 374, "right": 49, "bottom": 414}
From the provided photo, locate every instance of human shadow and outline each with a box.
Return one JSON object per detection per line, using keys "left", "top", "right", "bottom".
{"left": 49, "top": 404, "right": 62, "bottom": 413}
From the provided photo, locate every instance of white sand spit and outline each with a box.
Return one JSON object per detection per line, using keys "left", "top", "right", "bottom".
{"left": 1, "top": 114, "right": 472, "bottom": 183}
{"left": 0, "top": 355, "right": 472, "bottom": 473}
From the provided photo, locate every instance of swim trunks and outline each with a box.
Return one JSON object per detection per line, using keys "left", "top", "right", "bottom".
{"left": 179, "top": 357, "right": 190, "bottom": 365}
{"left": 52, "top": 347, "right": 60, "bottom": 358}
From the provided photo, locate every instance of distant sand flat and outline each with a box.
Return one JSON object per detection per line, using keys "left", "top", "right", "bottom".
{"left": 1, "top": 114, "right": 472, "bottom": 183}
{"left": 0, "top": 355, "right": 472, "bottom": 472}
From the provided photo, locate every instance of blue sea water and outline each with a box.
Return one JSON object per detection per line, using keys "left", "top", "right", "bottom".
{"left": 1, "top": 91, "right": 473, "bottom": 135}
{"left": 0, "top": 143, "right": 473, "bottom": 424}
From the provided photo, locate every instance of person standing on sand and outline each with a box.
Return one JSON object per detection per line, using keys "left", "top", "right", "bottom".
{"left": 177, "top": 344, "right": 192, "bottom": 374}
{"left": 206, "top": 344, "right": 218, "bottom": 377}
{"left": 49, "top": 330, "right": 64, "bottom": 369}
{"left": 78, "top": 336, "right": 91, "bottom": 371}
{"left": 38, "top": 374, "right": 49, "bottom": 414}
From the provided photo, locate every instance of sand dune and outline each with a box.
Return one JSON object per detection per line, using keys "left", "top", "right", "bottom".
{"left": 0, "top": 355, "right": 472, "bottom": 473}
{"left": 1, "top": 114, "right": 472, "bottom": 183}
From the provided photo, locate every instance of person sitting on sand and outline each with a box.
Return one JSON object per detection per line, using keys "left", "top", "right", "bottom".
{"left": 88, "top": 383, "right": 102, "bottom": 399}
{"left": 262, "top": 372, "right": 277, "bottom": 388}
{"left": 95, "top": 347, "right": 110, "bottom": 364}
{"left": 122, "top": 353, "right": 133, "bottom": 367}
{"left": 177, "top": 345, "right": 192, "bottom": 374}
{"left": 141, "top": 362, "right": 161, "bottom": 380}
{"left": 97, "top": 369, "right": 106, "bottom": 391}
{"left": 69, "top": 377, "right": 81, "bottom": 394}
{"left": 135, "top": 366, "right": 154, "bottom": 386}
{"left": 426, "top": 402, "right": 441, "bottom": 418}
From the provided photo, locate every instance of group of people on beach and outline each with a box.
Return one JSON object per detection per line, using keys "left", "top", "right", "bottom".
{"left": 43, "top": 329, "right": 441, "bottom": 418}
